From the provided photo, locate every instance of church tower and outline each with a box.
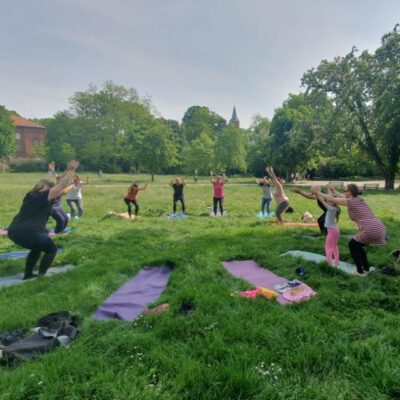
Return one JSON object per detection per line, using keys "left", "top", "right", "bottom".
{"left": 229, "top": 106, "right": 240, "bottom": 128}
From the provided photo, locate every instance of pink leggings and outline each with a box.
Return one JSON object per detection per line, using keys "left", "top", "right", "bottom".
{"left": 325, "top": 227, "right": 340, "bottom": 265}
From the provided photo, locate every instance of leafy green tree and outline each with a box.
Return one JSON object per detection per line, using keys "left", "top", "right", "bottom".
{"left": 302, "top": 25, "right": 400, "bottom": 189}
{"left": 268, "top": 93, "right": 330, "bottom": 178}
{"left": 0, "top": 106, "right": 16, "bottom": 160}
{"left": 246, "top": 115, "right": 270, "bottom": 175}
{"left": 138, "top": 120, "right": 179, "bottom": 181}
{"left": 183, "top": 132, "right": 215, "bottom": 175}
{"left": 181, "top": 106, "right": 226, "bottom": 142}
{"left": 215, "top": 125, "right": 247, "bottom": 174}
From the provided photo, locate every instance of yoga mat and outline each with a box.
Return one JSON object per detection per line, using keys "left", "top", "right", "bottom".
{"left": 0, "top": 264, "right": 76, "bottom": 289}
{"left": 93, "top": 266, "right": 171, "bottom": 321}
{"left": 0, "top": 248, "right": 62, "bottom": 260}
{"left": 281, "top": 250, "right": 376, "bottom": 275}
{"left": 168, "top": 213, "right": 187, "bottom": 219}
{"left": 222, "top": 260, "right": 316, "bottom": 304}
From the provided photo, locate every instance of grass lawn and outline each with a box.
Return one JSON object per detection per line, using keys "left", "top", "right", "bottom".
{"left": 0, "top": 172, "right": 399, "bottom": 400}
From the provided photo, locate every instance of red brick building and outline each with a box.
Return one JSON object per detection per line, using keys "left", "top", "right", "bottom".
{"left": 12, "top": 115, "right": 46, "bottom": 158}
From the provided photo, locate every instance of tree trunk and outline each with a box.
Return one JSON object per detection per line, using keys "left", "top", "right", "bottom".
{"left": 151, "top": 172, "right": 154, "bottom": 182}
{"left": 384, "top": 170, "right": 396, "bottom": 190}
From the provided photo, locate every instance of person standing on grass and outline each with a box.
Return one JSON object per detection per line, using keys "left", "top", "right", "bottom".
{"left": 124, "top": 182, "right": 148, "bottom": 218}
{"left": 255, "top": 176, "right": 272, "bottom": 216}
{"left": 311, "top": 184, "right": 386, "bottom": 275}
{"left": 66, "top": 175, "right": 88, "bottom": 219}
{"left": 265, "top": 166, "right": 290, "bottom": 224}
{"left": 170, "top": 177, "right": 186, "bottom": 214}
{"left": 7, "top": 160, "right": 80, "bottom": 280}
{"left": 313, "top": 190, "right": 341, "bottom": 266}
{"left": 291, "top": 187, "right": 328, "bottom": 235}
{"left": 210, "top": 171, "right": 226, "bottom": 216}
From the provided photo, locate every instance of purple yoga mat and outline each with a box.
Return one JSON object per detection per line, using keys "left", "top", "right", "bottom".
{"left": 93, "top": 266, "right": 171, "bottom": 321}
{"left": 222, "top": 260, "right": 291, "bottom": 305}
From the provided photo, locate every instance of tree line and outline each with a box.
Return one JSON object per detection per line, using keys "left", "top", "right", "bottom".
{"left": 0, "top": 26, "right": 399, "bottom": 187}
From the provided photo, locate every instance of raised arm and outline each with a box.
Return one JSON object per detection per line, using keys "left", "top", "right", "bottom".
{"left": 139, "top": 184, "right": 148, "bottom": 191}
{"left": 48, "top": 160, "right": 80, "bottom": 201}
{"left": 327, "top": 183, "right": 342, "bottom": 198}
{"left": 291, "top": 187, "right": 316, "bottom": 200}
{"left": 265, "top": 167, "right": 281, "bottom": 188}
{"left": 314, "top": 191, "right": 330, "bottom": 209}
{"left": 311, "top": 186, "right": 347, "bottom": 206}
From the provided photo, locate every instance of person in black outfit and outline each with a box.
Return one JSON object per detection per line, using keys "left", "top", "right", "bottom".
{"left": 170, "top": 177, "right": 186, "bottom": 214}
{"left": 7, "top": 160, "right": 80, "bottom": 280}
{"left": 291, "top": 187, "right": 328, "bottom": 235}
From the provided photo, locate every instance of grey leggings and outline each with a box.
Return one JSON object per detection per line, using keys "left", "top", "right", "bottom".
{"left": 67, "top": 199, "right": 83, "bottom": 218}
{"left": 276, "top": 200, "right": 290, "bottom": 220}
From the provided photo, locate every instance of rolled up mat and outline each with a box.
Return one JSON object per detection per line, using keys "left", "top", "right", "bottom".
{"left": 222, "top": 260, "right": 316, "bottom": 304}
{"left": 93, "top": 266, "right": 171, "bottom": 321}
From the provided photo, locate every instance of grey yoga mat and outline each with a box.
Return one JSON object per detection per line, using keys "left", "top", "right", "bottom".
{"left": 0, "top": 248, "right": 63, "bottom": 260}
{"left": 281, "top": 250, "right": 375, "bottom": 275}
{"left": 0, "top": 265, "right": 76, "bottom": 289}
{"left": 93, "top": 266, "right": 171, "bottom": 321}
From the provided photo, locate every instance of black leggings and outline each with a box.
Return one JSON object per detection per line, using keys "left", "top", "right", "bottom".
{"left": 348, "top": 238, "right": 369, "bottom": 273}
{"left": 317, "top": 212, "right": 328, "bottom": 236}
{"left": 8, "top": 230, "right": 58, "bottom": 278}
{"left": 124, "top": 199, "right": 139, "bottom": 217}
{"left": 213, "top": 197, "right": 224, "bottom": 215}
{"left": 173, "top": 196, "right": 186, "bottom": 213}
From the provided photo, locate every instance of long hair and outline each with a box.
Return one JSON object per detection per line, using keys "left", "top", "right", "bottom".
{"left": 30, "top": 178, "right": 55, "bottom": 193}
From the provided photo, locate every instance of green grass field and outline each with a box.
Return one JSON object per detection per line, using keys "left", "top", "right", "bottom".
{"left": 0, "top": 173, "right": 399, "bottom": 400}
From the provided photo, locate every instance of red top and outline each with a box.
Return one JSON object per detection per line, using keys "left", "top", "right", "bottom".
{"left": 125, "top": 186, "right": 139, "bottom": 201}
{"left": 213, "top": 182, "right": 224, "bottom": 198}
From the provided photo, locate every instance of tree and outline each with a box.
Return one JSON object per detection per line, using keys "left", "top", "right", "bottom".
{"left": 138, "top": 120, "right": 179, "bottom": 181}
{"left": 268, "top": 94, "right": 324, "bottom": 178}
{"left": 181, "top": 106, "right": 226, "bottom": 142}
{"left": 302, "top": 25, "right": 400, "bottom": 189}
{"left": 215, "top": 125, "right": 247, "bottom": 174}
{"left": 246, "top": 115, "right": 270, "bottom": 175}
{"left": 183, "top": 132, "right": 215, "bottom": 175}
{"left": 0, "top": 106, "right": 16, "bottom": 160}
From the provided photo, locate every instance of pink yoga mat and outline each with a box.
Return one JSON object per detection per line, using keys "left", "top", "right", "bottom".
{"left": 222, "top": 260, "right": 316, "bottom": 305}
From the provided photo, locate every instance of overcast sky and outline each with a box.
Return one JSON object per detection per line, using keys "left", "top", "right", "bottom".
{"left": 1, "top": 0, "right": 399, "bottom": 128}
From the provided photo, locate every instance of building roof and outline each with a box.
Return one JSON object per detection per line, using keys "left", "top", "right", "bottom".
{"left": 230, "top": 106, "right": 239, "bottom": 123}
{"left": 11, "top": 115, "right": 45, "bottom": 129}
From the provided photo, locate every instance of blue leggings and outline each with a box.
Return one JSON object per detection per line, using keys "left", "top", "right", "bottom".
{"left": 261, "top": 198, "right": 271, "bottom": 214}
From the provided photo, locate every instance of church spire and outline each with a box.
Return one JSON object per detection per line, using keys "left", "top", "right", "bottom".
{"left": 229, "top": 106, "right": 240, "bottom": 128}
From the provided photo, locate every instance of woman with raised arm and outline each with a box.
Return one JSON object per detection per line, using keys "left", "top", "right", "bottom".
{"left": 266, "top": 166, "right": 290, "bottom": 224}
{"left": 311, "top": 184, "right": 386, "bottom": 275}
{"left": 124, "top": 182, "right": 148, "bottom": 218}
{"left": 291, "top": 187, "right": 327, "bottom": 235}
{"left": 7, "top": 160, "right": 80, "bottom": 279}
{"left": 170, "top": 177, "right": 186, "bottom": 214}
{"left": 210, "top": 172, "right": 226, "bottom": 216}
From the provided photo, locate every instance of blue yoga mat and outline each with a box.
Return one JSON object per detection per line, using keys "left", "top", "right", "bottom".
{"left": 93, "top": 266, "right": 171, "bottom": 321}
{"left": 168, "top": 213, "right": 187, "bottom": 219}
{"left": 0, "top": 248, "right": 63, "bottom": 260}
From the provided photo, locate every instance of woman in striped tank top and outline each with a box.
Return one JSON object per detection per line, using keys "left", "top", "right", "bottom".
{"left": 312, "top": 184, "right": 386, "bottom": 275}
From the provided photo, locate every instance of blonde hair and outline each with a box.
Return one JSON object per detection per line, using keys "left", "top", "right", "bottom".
{"left": 31, "top": 178, "right": 55, "bottom": 193}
